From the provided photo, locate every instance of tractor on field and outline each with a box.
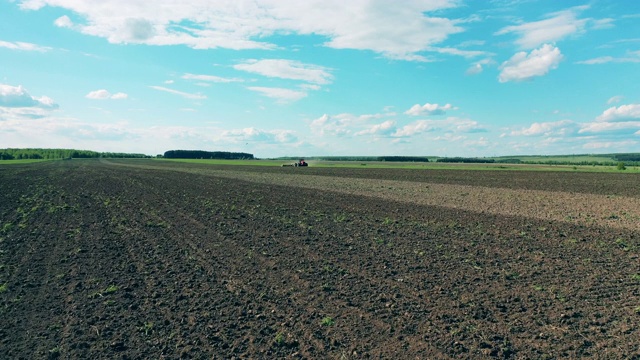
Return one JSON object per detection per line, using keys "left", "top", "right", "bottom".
{"left": 282, "top": 159, "right": 308, "bottom": 167}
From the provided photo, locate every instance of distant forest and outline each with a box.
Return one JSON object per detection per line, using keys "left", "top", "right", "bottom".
{"left": 0, "top": 148, "right": 150, "bottom": 160}
{"left": 614, "top": 154, "right": 640, "bottom": 162}
{"left": 436, "top": 157, "right": 495, "bottom": 163}
{"left": 163, "top": 150, "right": 254, "bottom": 160}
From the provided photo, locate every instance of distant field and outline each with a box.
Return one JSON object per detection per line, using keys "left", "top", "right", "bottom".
{"left": 0, "top": 159, "right": 52, "bottom": 165}
{"left": 154, "top": 158, "right": 639, "bottom": 173}
{"left": 1, "top": 155, "right": 637, "bottom": 173}
{"left": 495, "top": 155, "right": 619, "bottom": 163}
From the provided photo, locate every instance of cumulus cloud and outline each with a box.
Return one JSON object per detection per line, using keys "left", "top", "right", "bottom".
{"left": 54, "top": 15, "right": 73, "bottom": 28}
{"left": 309, "top": 114, "right": 352, "bottom": 136}
{"left": 85, "top": 89, "right": 128, "bottom": 100}
{"left": 309, "top": 112, "right": 394, "bottom": 137}
{"left": 234, "top": 59, "right": 333, "bottom": 85}
{"left": 576, "top": 56, "right": 613, "bottom": 65}
{"left": 182, "top": 73, "right": 243, "bottom": 83}
{"left": 149, "top": 86, "right": 205, "bottom": 99}
{"left": 393, "top": 117, "right": 485, "bottom": 137}
{"left": 110, "top": 92, "right": 128, "bottom": 100}
{"left": 465, "top": 58, "right": 495, "bottom": 75}
{"left": 596, "top": 104, "right": 640, "bottom": 122}
{"left": 355, "top": 120, "right": 396, "bottom": 136}
{"left": 0, "top": 40, "right": 51, "bottom": 52}
{"left": 16, "top": 0, "right": 462, "bottom": 60}
{"left": 583, "top": 140, "right": 638, "bottom": 150}
{"left": 219, "top": 127, "right": 297, "bottom": 144}
{"left": 579, "top": 121, "right": 640, "bottom": 135}
{"left": 495, "top": 6, "right": 589, "bottom": 49}
{"left": 405, "top": 103, "right": 456, "bottom": 116}
{"left": 498, "top": 44, "right": 563, "bottom": 82}
{"left": 510, "top": 120, "right": 577, "bottom": 136}
{"left": 0, "top": 84, "right": 58, "bottom": 120}
{"left": 607, "top": 96, "right": 624, "bottom": 104}
{"left": 0, "top": 84, "right": 58, "bottom": 109}
{"left": 393, "top": 120, "right": 436, "bottom": 137}
{"left": 576, "top": 51, "right": 640, "bottom": 65}
{"left": 466, "top": 63, "right": 483, "bottom": 75}
{"left": 246, "top": 87, "right": 307, "bottom": 103}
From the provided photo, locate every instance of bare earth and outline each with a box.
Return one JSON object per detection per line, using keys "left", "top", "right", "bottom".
{"left": 107, "top": 160, "right": 640, "bottom": 231}
{"left": 2, "top": 159, "right": 640, "bottom": 359}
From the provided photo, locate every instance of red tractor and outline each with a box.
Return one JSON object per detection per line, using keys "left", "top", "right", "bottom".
{"left": 282, "top": 159, "right": 309, "bottom": 167}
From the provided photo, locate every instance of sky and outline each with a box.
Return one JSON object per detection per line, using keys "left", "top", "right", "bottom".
{"left": 1, "top": 0, "right": 639, "bottom": 158}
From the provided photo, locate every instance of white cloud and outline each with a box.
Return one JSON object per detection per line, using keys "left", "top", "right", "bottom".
{"left": 246, "top": 86, "right": 307, "bottom": 103}
{"left": 300, "top": 84, "right": 321, "bottom": 91}
{"left": 579, "top": 121, "right": 640, "bottom": 134}
{"left": 149, "top": 86, "right": 206, "bottom": 99}
{"left": 465, "top": 58, "right": 495, "bottom": 75}
{"left": 576, "top": 56, "right": 613, "bottom": 65}
{"left": 111, "top": 92, "right": 128, "bottom": 100}
{"left": 309, "top": 114, "right": 353, "bottom": 136}
{"left": 355, "top": 120, "right": 397, "bottom": 136}
{"left": 583, "top": 140, "right": 638, "bottom": 150}
{"left": 498, "top": 44, "right": 563, "bottom": 82}
{"left": 0, "top": 40, "right": 51, "bottom": 52}
{"left": 466, "top": 63, "right": 483, "bottom": 75}
{"left": 85, "top": 89, "right": 129, "bottom": 100}
{"left": 405, "top": 103, "right": 456, "bottom": 116}
{"left": 393, "top": 117, "right": 485, "bottom": 137}
{"left": 426, "top": 46, "right": 490, "bottom": 58}
{"left": 495, "top": 6, "right": 589, "bottom": 49}
{"left": 576, "top": 51, "right": 640, "bottom": 65}
{"left": 86, "top": 90, "right": 110, "bottom": 99}
{"left": 452, "top": 118, "right": 487, "bottom": 133}
{"left": 393, "top": 120, "right": 437, "bottom": 137}
{"left": 16, "top": 0, "right": 462, "bottom": 60}
{"left": 54, "top": 15, "right": 73, "bottom": 28}
{"left": 234, "top": 59, "right": 333, "bottom": 85}
{"left": 591, "top": 18, "right": 614, "bottom": 30}
{"left": 510, "top": 120, "right": 577, "bottom": 136}
{"left": 607, "top": 96, "right": 624, "bottom": 104}
{"left": 219, "top": 127, "right": 297, "bottom": 144}
{"left": 0, "top": 84, "right": 58, "bottom": 109}
{"left": 433, "top": 133, "right": 466, "bottom": 142}
{"left": 0, "top": 84, "right": 59, "bottom": 121}
{"left": 596, "top": 104, "right": 640, "bottom": 122}
{"left": 182, "top": 73, "right": 243, "bottom": 83}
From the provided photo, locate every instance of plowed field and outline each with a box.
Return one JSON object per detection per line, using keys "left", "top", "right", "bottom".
{"left": 1, "top": 159, "right": 639, "bottom": 359}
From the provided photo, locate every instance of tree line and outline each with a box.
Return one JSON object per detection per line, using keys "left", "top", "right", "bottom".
{"left": 613, "top": 154, "right": 640, "bottom": 162}
{"left": 0, "top": 148, "right": 150, "bottom": 160}
{"left": 163, "top": 150, "right": 254, "bottom": 160}
{"left": 436, "top": 157, "right": 495, "bottom": 163}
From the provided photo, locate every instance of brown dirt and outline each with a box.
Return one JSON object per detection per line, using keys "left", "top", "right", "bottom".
{"left": 1, "top": 159, "right": 640, "bottom": 359}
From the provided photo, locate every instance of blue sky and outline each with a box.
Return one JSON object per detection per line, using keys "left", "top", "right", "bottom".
{"left": 1, "top": 0, "right": 639, "bottom": 157}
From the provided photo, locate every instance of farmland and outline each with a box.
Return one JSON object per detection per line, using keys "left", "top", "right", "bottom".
{"left": 1, "top": 159, "right": 640, "bottom": 358}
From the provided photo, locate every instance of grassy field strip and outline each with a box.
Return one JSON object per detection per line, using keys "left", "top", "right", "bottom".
{"left": 104, "top": 160, "right": 640, "bottom": 230}
{"left": 155, "top": 158, "right": 640, "bottom": 172}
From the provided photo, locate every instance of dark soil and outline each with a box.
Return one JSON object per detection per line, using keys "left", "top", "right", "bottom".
{"left": 1, "top": 160, "right": 639, "bottom": 359}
